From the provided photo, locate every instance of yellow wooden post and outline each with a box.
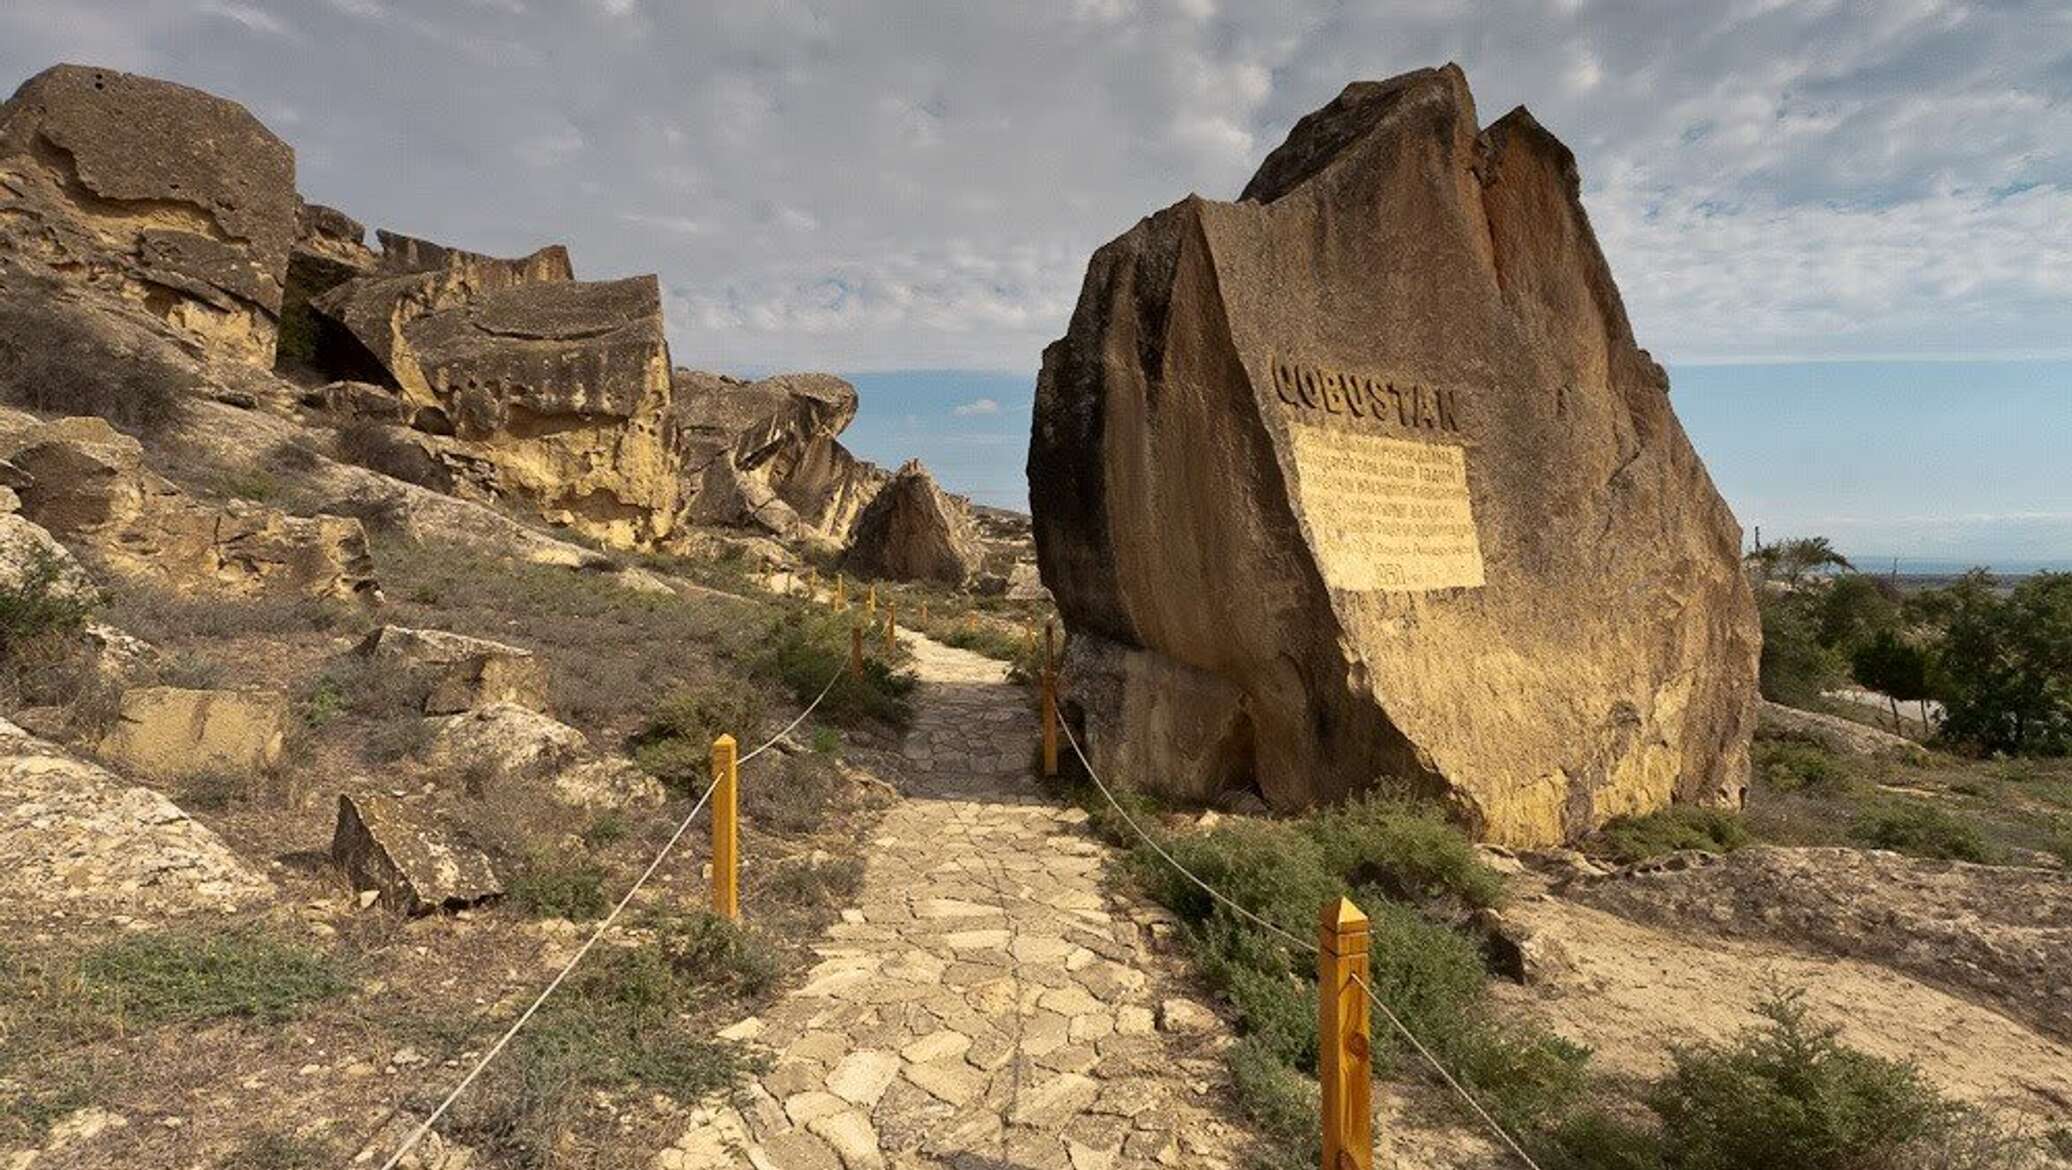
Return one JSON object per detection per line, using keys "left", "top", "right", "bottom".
{"left": 866, "top": 583, "right": 877, "bottom": 616}
{"left": 920, "top": 600, "right": 929, "bottom": 625}
{"left": 884, "top": 603, "right": 898, "bottom": 654}
{"left": 711, "top": 735, "right": 739, "bottom": 922}
{"left": 850, "top": 624, "right": 864, "bottom": 678}
{"left": 834, "top": 575, "right": 847, "bottom": 612}
{"left": 1319, "top": 897, "right": 1372, "bottom": 1170}
{"left": 964, "top": 612, "right": 976, "bottom": 634}
{"left": 807, "top": 567, "right": 818, "bottom": 597}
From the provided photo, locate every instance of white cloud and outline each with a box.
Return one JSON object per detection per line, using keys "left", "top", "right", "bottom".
{"left": 952, "top": 397, "right": 1001, "bottom": 416}
{"left": 0, "top": 0, "right": 2063, "bottom": 373}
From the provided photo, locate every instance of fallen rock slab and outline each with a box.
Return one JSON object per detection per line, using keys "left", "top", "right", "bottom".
{"left": 357, "top": 625, "right": 550, "bottom": 715}
{"left": 1759, "top": 700, "right": 1927, "bottom": 760}
{"left": 96, "top": 686, "right": 285, "bottom": 778}
{"left": 332, "top": 792, "right": 500, "bottom": 915}
{"left": 420, "top": 702, "right": 587, "bottom": 784}
{"left": 841, "top": 460, "right": 984, "bottom": 587}
{"left": 0, "top": 717, "right": 272, "bottom": 917}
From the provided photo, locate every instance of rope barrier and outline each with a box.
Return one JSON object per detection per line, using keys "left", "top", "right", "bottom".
{"left": 374, "top": 663, "right": 847, "bottom": 1170}
{"left": 1056, "top": 713, "right": 1546, "bottom": 1170}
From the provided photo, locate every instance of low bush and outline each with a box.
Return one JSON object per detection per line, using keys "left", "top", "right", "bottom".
{"left": 742, "top": 751, "right": 842, "bottom": 836}
{"left": 0, "top": 546, "right": 96, "bottom": 707}
{"left": 1851, "top": 802, "right": 1993, "bottom": 863}
{"left": 507, "top": 860, "right": 610, "bottom": 922}
{"left": 1591, "top": 807, "right": 1752, "bottom": 865}
{"left": 1648, "top": 988, "right": 2007, "bottom": 1170}
{"left": 754, "top": 608, "right": 915, "bottom": 728}
{"left": 630, "top": 684, "right": 767, "bottom": 792}
{"left": 219, "top": 1131, "right": 333, "bottom": 1169}
{"left": 761, "top": 854, "right": 865, "bottom": 909}
{"left": 0, "top": 296, "right": 191, "bottom": 437}
{"left": 78, "top": 930, "right": 347, "bottom": 1025}
{"left": 1754, "top": 738, "right": 1852, "bottom": 794}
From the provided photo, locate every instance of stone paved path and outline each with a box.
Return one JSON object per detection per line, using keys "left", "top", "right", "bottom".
{"left": 657, "top": 633, "right": 1243, "bottom": 1170}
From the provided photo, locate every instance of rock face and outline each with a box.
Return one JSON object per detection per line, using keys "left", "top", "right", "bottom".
{"left": 676, "top": 369, "right": 887, "bottom": 545}
{"left": 1575, "top": 846, "right": 2072, "bottom": 1043}
{"left": 1028, "top": 66, "right": 1758, "bottom": 845}
{"left": 1758, "top": 701, "right": 1925, "bottom": 760}
{"left": 0, "top": 65, "right": 300, "bottom": 364}
{"left": 96, "top": 686, "right": 286, "bottom": 778}
{"left": 356, "top": 625, "right": 549, "bottom": 716}
{"left": 0, "top": 415, "right": 379, "bottom": 601}
{"left": 332, "top": 792, "right": 501, "bottom": 915}
{"left": 843, "top": 460, "right": 984, "bottom": 586}
{"left": 0, "top": 717, "right": 272, "bottom": 917}
{"left": 306, "top": 232, "right": 685, "bottom": 547}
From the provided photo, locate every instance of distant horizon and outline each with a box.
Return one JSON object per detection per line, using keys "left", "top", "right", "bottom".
{"left": 834, "top": 358, "right": 2072, "bottom": 574}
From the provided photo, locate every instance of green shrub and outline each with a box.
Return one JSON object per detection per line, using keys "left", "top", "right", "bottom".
{"left": 754, "top": 609, "right": 915, "bottom": 728}
{"left": 1306, "top": 795, "right": 1506, "bottom": 910}
{"left": 743, "top": 751, "right": 842, "bottom": 836}
{"left": 508, "top": 860, "right": 610, "bottom": 922}
{"left": 1754, "top": 739, "right": 1852, "bottom": 794}
{"left": 219, "top": 1130, "right": 332, "bottom": 1169}
{"left": 1850, "top": 802, "right": 1992, "bottom": 862}
{"left": 1929, "top": 572, "right": 2072, "bottom": 757}
{"left": 1592, "top": 806, "right": 1752, "bottom": 865}
{"left": 0, "top": 547, "right": 94, "bottom": 657}
{"left": 1758, "top": 592, "right": 1846, "bottom": 708}
{"left": 630, "top": 684, "right": 767, "bottom": 791}
{"left": 1226, "top": 1036, "right": 1318, "bottom": 1170}
{"left": 582, "top": 812, "right": 629, "bottom": 848}
{"left": 1649, "top": 988, "right": 1980, "bottom": 1170}
{"left": 79, "top": 930, "right": 347, "bottom": 1024}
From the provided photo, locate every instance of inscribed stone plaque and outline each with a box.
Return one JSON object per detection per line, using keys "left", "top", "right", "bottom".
{"left": 1286, "top": 423, "right": 1485, "bottom": 592}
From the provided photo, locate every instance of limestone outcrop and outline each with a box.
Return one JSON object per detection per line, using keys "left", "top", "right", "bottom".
{"left": 0, "top": 415, "right": 379, "bottom": 602}
{"left": 305, "top": 233, "right": 684, "bottom": 547}
{"left": 676, "top": 369, "right": 888, "bottom": 545}
{"left": 1028, "top": 66, "right": 1758, "bottom": 845}
{"left": 96, "top": 686, "right": 287, "bottom": 778}
{"left": 356, "top": 625, "right": 549, "bottom": 716}
{"left": 842, "top": 460, "right": 985, "bottom": 586}
{"left": 0, "top": 716, "right": 273, "bottom": 917}
{"left": 1758, "top": 701, "right": 1926, "bottom": 760}
{"left": 0, "top": 65, "right": 300, "bottom": 365}
{"left": 332, "top": 792, "right": 501, "bottom": 915}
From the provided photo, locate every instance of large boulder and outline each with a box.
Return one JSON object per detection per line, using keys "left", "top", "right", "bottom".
{"left": 1758, "top": 700, "right": 1926, "bottom": 761}
{"left": 842, "top": 460, "right": 985, "bottom": 586}
{"left": 0, "top": 65, "right": 300, "bottom": 364}
{"left": 0, "top": 717, "right": 273, "bottom": 917}
{"left": 309, "top": 238, "right": 683, "bottom": 548}
{"left": 96, "top": 686, "right": 286, "bottom": 778}
{"left": 356, "top": 625, "right": 549, "bottom": 715}
{"left": 676, "top": 369, "right": 887, "bottom": 544}
{"left": 332, "top": 792, "right": 501, "bottom": 915}
{"left": 1028, "top": 66, "right": 1758, "bottom": 846}
{"left": 0, "top": 415, "right": 379, "bottom": 601}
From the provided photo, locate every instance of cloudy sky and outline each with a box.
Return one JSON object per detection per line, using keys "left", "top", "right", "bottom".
{"left": 3, "top": 1, "right": 2067, "bottom": 562}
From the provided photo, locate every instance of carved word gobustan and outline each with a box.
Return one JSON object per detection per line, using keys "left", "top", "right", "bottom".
{"left": 1271, "top": 356, "right": 1462, "bottom": 434}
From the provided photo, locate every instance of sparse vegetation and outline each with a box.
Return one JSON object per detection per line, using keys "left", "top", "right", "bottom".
{"left": 0, "top": 545, "right": 96, "bottom": 707}
{"left": 507, "top": 858, "right": 611, "bottom": 921}
{"left": 77, "top": 930, "right": 348, "bottom": 1025}
{"left": 1851, "top": 801, "right": 1994, "bottom": 863}
{"left": 753, "top": 607, "right": 915, "bottom": 727}
{"left": 1590, "top": 806, "right": 1752, "bottom": 865}
{"left": 0, "top": 296, "right": 192, "bottom": 437}
{"left": 630, "top": 683, "right": 767, "bottom": 791}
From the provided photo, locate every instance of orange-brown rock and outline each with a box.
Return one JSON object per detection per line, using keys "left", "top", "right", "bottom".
{"left": 842, "top": 459, "right": 983, "bottom": 586}
{"left": 0, "top": 65, "right": 300, "bottom": 365}
{"left": 1029, "top": 66, "right": 1758, "bottom": 846}
{"left": 675, "top": 369, "right": 887, "bottom": 545}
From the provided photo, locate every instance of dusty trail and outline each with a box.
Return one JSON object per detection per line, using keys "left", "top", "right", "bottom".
{"left": 657, "top": 632, "right": 1246, "bottom": 1170}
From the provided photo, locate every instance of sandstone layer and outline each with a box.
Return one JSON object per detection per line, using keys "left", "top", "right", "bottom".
{"left": 0, "top": 65, "right": 299, "bottom": 364}
{"left": 1028, "top": 66, "right": 1758, "bottom": 845}
{"left": 676, "top": 369, "right": 888, "bottom": 545}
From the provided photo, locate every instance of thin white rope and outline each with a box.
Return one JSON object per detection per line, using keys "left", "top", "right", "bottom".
{"left": 374, "top": 662, "right": 847, "bottom": 1170}
{"left": 1057, "top": 710, "right": 1544, "bottom": 1170}
{"left": 1353, "top": 972, "right": 1547, "bottom": 1170}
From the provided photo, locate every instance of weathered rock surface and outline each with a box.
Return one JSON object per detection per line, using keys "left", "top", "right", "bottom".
{"left": 1758, "top": 700, "right": 1926, "bottom": 760}
{"left": 676, "top": 369, "right": 887, "bottom": 545}
{"left": 842, "top": 460, "right": 984, "bottom": 586}
{"left": 0, "top": 509, "right": 97, "bottom": 600}
{"left": 0, "top": 716, "right": 272, "bottom": 917}
{"left": 357, "top": 625, "right": 549, "bottom": 715}
{"left": 0, "top": 64, "right": 300, "bottom": 364}
{"left": 96, "top": 686, "right": 286, "bottom": 778}
{"left": 332, "top": 791, "right": 501, "bottom": 915}
{"left": 1574, "top": 845, "right": 2072, "bottom": 1043}
{"left": 305, "top": 232, "right": 688, "bottom": 547}
{"left": 420, "top": 702, "right": 587, "bottom": 783}
{"left": 1029, "top": 65, "right": 1757, "bottom": 845}
{"left": 0, "top": 414, "right": 379, "bottom": 601}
